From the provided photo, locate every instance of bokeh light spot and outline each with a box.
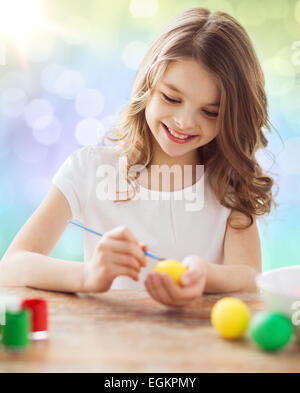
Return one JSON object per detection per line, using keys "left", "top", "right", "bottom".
{"left": 61, "top": 16, "right": 91, "bottom": 45}
{"left": 0, "top": 71, "right": 27, "bottom": 90}
{"left": 54, "top": 70, "right": 85, "bottom": 100}
{"left": 26, "top": 33, "right": 55, "bottom": 63}
{"left": 263, "top": 57, "right": 296, "bottom": 96}
{"left": 296, "top": 0, "right": 300, "bottom": 24}
{"left": 75, "top": 88, "right": 105, "bottom": 118}
{"left": 24, "top": 98, "right": 54, "bottom": 129}
{"left": 236, "top": 0, "right": 267, "bottom": 26}
{"left": 32, "top": 116, "right": 62, "bottom": 145}
{"left": 0, "top": 87, "right": 27, "bottom": 118}
{"left": 280, "top": 81, "right": 300, "bottom": 127}
{"left": 130, "top": 0, "right": 158, "bottom": 18}
{"left": 201, "top": 0, "right": 235, "bottom": 15}
{"left": 255, "top": 0, "right": 289, "bottom": 20}
{"left": 41, "top": 63, "right": 66, "bottom": 93}
{"left": 98, "top": 114, "right": 118, "bottom": 146}
{"left": 277, "top": 137, "right": 300, "bottom": 176}
{"left": 75, "top": 118, "right": 104, "bottom": 146}
{"left": 122, "top": 41, "right": 148, "bottom": 70}
{"left": 13, "top": 130, "right": 48, "bottom": 164}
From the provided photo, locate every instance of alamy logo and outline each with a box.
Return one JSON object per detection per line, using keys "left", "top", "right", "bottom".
{"left": 291, "top": 301, "right": 300, "bottom": 326}
{"left": 0, "top": 301, "right": 5, "bottom": 326}
{"left": 292, "top": 41, "right": 300, "bottom": 66}
{"left": 95, "top": 155, "right": 205, "bottom": 212}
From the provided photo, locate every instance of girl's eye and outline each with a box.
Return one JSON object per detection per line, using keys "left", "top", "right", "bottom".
{"left": 162, "top": 93, "right": 218, "bottom": 118}
{"left": 203, "top": 110, "right": 218, "bottom": 118}
{"left": 162, "top": 93, "right": 180, "bottom": 104}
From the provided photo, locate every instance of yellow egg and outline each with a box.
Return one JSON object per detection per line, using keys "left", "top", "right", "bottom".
{"left": 153, "top": 259, "right": 187, "bottom": 285}
{"left": 211, "top": 297, "right": 250, "bottom": 339}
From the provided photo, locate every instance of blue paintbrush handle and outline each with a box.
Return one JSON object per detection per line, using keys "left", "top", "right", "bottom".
{"left": 68, "top": 220, "right": 163, "bottom": 261}
{"left": 68, "top": 220, "right": 104, "bottom": 237}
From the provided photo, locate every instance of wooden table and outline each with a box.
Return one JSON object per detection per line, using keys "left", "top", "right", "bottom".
{"left": 0, "top": 287, "right": 299, "bottom": 373}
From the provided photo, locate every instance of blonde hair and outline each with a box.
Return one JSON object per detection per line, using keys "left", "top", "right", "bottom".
{"left": 103, "top": 7, "right": 277, "bottom": 229}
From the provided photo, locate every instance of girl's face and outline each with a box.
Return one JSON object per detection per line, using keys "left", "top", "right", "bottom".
{"left": 145, "top": 59, "right": 221, "bottom": 166}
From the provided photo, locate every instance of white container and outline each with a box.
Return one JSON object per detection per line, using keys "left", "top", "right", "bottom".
{"left": 256, "top": 266, "right": 300, "bottom": 342}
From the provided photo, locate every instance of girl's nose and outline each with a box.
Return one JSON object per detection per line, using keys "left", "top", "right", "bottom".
{"left": 173, "top": 108, "right": 198, "bottom": 131}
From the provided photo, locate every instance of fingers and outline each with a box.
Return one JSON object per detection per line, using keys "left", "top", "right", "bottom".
{"left": 167, "top": 274, "right": 204, "bottom": 301}
{"left": 145, "top": 272, "right": 204, "bottom": 307}
{"left": 145, "top": 273, "right": 174, "bottom": 306}
{"left": 91, "top": 225, "right": 150, "bottom": 286}
{"left": 152, "top": 274, "right": 175, "bottom": 304}
{"left": 182, "top": 255, "right": 204, "bottom": 269}
{"left": 139, "top": 242, "right": 148, "bottom": 252}
{"left": 104, "top": 252, "right": 142, "bottom": 281}
{"left": 110, "top": 260, "right": 139, "bottom": 282}
{"left": 99, "top": 236, "right": 147, "bottom": 268}
{"left": 106, "top": 225, "right": 139, "bottom": 244}
{"left": 181, "top": 256, "right": 207, "bottom": 287}
{"left": 104, "top": 239, "right": 147, "bottom": 267}
{"left": 159, "top": 274, "right": 194, "bottom": 304}
{"left": 145, "top": 273, "right": 186, "bottom": 306}
{"left": 111, "top": 251, "right": 141, "bottom": 274}
{"left": 104, "top": 226, "right": 147, "bottom": 267}
{"left": 180, "top": 269, "right": 202, "bottom": 287}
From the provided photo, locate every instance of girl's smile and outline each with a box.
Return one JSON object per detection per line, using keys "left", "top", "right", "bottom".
{"left": 161, "top": 122, "right": 198, "bottom": 144}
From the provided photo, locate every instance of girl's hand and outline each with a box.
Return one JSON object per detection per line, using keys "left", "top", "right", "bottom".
{"left": 82, "top": 226, "right": 147, "bottom": 292}
{"left": 144, "top": 255, "right": 207, "bottom": 307}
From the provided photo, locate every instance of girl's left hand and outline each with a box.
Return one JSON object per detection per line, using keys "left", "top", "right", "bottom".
{"left": 144, "top": 255, "right": 207, "bottom": 307}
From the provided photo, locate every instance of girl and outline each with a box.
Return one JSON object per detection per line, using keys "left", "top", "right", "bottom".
{"left": 0, "top": 8, "right": 276, "bottom": 307}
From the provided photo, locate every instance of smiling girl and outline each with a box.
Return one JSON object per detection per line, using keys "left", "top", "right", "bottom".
{"left": 1, "top": 8, "right": 276, "bottom": 307}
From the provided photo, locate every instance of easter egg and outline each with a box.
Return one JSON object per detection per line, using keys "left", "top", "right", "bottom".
{"left": 250, "top": 312, "right": 293, "bottom": 351}
{"left": 153, "top": 259, "right": 187, "bottom": 284}
{"left": 211, "top": 297, "right": 250, "bottom": 339}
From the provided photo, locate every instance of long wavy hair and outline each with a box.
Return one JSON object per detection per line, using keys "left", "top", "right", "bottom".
{"left": 103, "top": 7, "right": 277, "bottom": 229}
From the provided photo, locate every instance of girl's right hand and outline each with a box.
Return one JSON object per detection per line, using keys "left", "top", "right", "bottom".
{"left": 82, "top": 226, "right": 148, "bottom": 292}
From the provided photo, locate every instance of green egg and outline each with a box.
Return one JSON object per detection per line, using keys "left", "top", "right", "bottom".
{"left": 250, "top": 312, "right": 293, "bottom": 351}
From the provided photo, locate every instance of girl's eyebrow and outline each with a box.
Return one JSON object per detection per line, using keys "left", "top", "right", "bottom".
{"left": 162, "top": 82, "right": 220, "bottom": 107}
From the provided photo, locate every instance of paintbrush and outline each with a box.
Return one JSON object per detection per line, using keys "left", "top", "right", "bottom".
{"left": 68, "top": 220, "right": 164, "bottom": 261}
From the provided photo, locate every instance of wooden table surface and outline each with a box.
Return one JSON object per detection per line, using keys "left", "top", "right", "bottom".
{"left": 0, "top": 286, "right": 299, "bottom": 373}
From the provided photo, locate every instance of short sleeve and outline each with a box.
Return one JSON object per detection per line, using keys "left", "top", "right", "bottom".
{"left": 52, "top": 146, "right": 93, "bottom": 220}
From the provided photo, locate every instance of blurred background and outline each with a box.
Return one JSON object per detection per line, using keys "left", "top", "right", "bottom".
{"left": 0, "top": 0, "right": 299, "bottom": 271}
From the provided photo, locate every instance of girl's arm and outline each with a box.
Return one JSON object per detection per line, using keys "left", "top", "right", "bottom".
{"left": 204, "top": 210, "right": 261, "bottom": 293}
{"left": 0, "top": 186, "right": 146, "bottom": 293}
{"left": 0, "top": 186, "right": 85, "bottom": 292}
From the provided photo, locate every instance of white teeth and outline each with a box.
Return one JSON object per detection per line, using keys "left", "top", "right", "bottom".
{"left": 167, "top": 126, "right": 189, "bottom": 139}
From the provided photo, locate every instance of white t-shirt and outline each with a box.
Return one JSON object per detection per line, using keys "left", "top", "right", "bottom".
{"left": 52, "top": 145, "right": 231, "bottom": 290}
